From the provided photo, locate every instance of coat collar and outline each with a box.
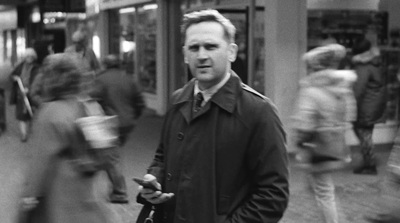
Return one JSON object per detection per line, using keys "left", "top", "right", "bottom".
{"left": 173, "top": 71, "right": 242, "bottom": 121}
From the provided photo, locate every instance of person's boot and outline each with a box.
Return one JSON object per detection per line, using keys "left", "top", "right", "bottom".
{"left": 354, "top": 151, "right": 378, "bottom": 175}
{"left": 353, "top": 165, "right": 377, "bottom": 175}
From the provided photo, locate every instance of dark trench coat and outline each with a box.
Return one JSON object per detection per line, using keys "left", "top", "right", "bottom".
{"left": 145, "top": 72, "right": 289, "bottom": 223}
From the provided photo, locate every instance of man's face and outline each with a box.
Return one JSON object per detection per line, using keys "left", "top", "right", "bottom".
{"left": 74, "top": 40, "right": 86, "bottom": 51}
{"left": 183, "top": 21, "right": 237, "bottom": 90}
{"left": 25, "top": 55, "right": 35, "bottom": 64}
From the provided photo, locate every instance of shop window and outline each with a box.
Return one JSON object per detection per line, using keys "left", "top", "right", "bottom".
{"left": 381, "top": 48, "right": 400, "bottom": 122}
{"left": 118, "top": 7, "right": 136, "bottom": 76}
{"left": 307, "top": 10, "right": 388, "bottom": 50}
{"left": 137, "top": 4, "right": 157, "bottom": 94}
{"left": 221, "top": 10, "right": 248, "bottom": 84}
{"left": 252, "top": 9, "right": 265, "bottom": 94}
{"left": 112, "top": 3, "right": 158, "bottom": 94}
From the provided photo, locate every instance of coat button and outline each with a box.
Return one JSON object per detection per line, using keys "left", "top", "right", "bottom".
{"left": 166, "top": 173, "right": 172, "bottom": 181}
{"left": 177, "top": 132, "right": 184, "bottom": 140}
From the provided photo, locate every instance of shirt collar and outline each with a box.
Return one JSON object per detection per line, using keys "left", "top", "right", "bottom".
{"left": 194, "top": 72, "right": 231, "bottom": 105}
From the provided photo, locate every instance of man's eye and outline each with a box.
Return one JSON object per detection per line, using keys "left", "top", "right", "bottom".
{"left": 204, "top": 44, "right": 218, "bottom": 50}
{"left": 188, "top": 45, "right": 199, "bottom": 51}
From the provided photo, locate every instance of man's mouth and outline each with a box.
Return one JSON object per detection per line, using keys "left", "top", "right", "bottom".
{"left": 197, "top": 65, "right": 210, "bottom": 68}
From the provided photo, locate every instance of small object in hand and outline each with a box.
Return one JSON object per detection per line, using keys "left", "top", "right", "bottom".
{"left": 133, "top": 177, "right": 160, "bottom": 191}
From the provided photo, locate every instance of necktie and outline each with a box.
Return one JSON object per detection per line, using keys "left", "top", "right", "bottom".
{"left": 193, "top": 92, "right": 204, "bottom": 113}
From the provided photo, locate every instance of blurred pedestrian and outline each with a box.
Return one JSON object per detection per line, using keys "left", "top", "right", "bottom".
{"left": 17, "top": 53, "right": 112, "bottom": 223}
{"left": 136, "top": 9, "right": 289, "bottom": 223}
{"left": 89, "top": 54, "right": 145, "bottom": 203}
{"left": 292, "top": 43, "right": 357, "bottom": 223}
{"left": 9, "top": 48, "right": 40, "bottom": 142}
{"left": 29, "top": 43, "right": 55, "bottom": 108}
{"left": 93, "top": 54, "right": 145, "bottom": 145}
{"left": 65, "top": 29, "right": 101, "bottom": 76}
{"left": 351, "top": 38, "right": 386, "bottom": 175}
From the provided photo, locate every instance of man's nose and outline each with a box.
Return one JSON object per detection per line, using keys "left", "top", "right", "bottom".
{"left": 197, "top": 47, "right": 208, "bottom": 59}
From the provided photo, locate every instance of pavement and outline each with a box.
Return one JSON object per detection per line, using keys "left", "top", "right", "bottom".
{"left": 0, "top": 85, "right": 396, "bottom": 223}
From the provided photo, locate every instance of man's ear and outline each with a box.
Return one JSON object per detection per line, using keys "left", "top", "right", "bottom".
{"left": 228, "top": 43, "right": 238, "bottom": 62}
{"left": 183, "top": 46, "right": 188, "bottom": 64}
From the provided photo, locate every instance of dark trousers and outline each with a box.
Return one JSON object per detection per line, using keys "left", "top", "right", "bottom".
{"left": 353, "top": 123, "right": 376, "bottom": 167}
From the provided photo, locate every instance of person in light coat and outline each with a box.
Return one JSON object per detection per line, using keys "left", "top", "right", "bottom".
{"left": 292, "top": 43, "right": 357, "bottom": 223}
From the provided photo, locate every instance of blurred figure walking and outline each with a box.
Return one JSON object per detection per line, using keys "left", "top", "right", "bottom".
{"left": 351, "top": 38, "right": 386, "bottom": 175}
{"left": 17, "top": 53, "right": 112, "bottom": 223}
{"left": 65, "top": 29, "right": 101, "bottom": 76}
{"left": 292, "top": 44, "right": 357, "bottom": 223}
{"left": 90, "top": 54, "right": 145, "bottom": 203}
{"left": 9, "top": 48, "right": 40, "bottom": 142}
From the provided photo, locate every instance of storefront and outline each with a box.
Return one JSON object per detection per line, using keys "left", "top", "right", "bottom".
{"left": 94, "top": 0, "right": 168, "bottom": 114}
{"left": 88, "top": 0, "right": 400, "bottom": 145}
{"left": 91, "top": 0, "right": 305, "bottom": 119}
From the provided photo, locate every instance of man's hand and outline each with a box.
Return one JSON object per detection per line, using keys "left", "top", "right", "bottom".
{"left": 138, "top": 174, "right": 174, "bottom": 204}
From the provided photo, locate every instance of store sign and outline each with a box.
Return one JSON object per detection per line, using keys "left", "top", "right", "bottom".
{"left": 100, "top": 0, "right": 152, "bottom": 10}
{"left": 308, "top": 0, "right": 380, "bottom": 10}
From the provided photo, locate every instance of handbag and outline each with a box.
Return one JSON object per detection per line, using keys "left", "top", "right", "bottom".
{"left": 75, "top": 97, "right": 120, "bottom": 149}
{"left": 74, "top": 97, "right": 120, "bottom": 171}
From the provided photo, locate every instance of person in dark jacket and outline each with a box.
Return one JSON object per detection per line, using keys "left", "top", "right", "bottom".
{"left": 90, "top": 54, "right": 145, "bottom": 203}
{"left": 65, "top": 29, "right": 101, "bottom": 76}
{"left": 137, "top": 9, "right": 289, "bottom": 223}
{"left": 9, "top": 48, "right": 40, "bottom": 142}
{"left": 351, "top": 38, "right": 386, "bottom": 175}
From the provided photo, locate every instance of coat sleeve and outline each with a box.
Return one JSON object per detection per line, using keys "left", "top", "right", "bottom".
{"left": 228, "top": 102, "right": 289, "bottom": 223}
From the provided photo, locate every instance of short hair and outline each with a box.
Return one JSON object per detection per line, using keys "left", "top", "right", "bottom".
{"left": 41, "top": 53, "right": 83, "bottom": 100}
{"left": 181, "top": 9, "right": 236, "bottom": 43}
{"left": 24, "top": 48, "right": 37, "bottom": 60}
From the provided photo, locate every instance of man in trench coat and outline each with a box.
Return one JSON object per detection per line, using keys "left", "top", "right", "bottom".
{"left": 137, "top": 9, "right": 289, "bottom": 223}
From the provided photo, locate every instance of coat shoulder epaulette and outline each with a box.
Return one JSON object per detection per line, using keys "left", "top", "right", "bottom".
{"left": 241, "top": 83, "right": 267, "bottom": 100}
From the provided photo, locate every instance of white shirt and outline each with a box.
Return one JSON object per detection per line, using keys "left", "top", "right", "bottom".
{"left": 194, "top": 72, "right": 231, "bottom": 107}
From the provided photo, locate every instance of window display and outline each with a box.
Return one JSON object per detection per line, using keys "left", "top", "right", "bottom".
{"left": 220, "top": 10, "right": 248, "bottom": 84}
{"left": 118, "top": 7, "right": 136, "bottom": 76}
{"left": 307, "top": 10, "right": 388, "bottom": 49}
{"left": 381, "top": 48, "right": 400, "bottom": 121}
{"left": 137, "top": 4, "right": 157, "bottom": 94}
{"left": 112, "top": 3, "right": 157, "bottom": 94}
